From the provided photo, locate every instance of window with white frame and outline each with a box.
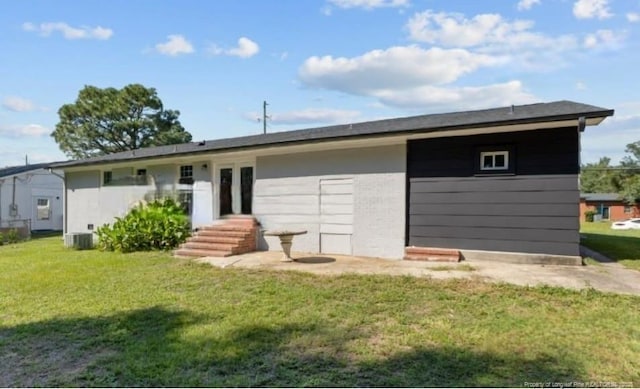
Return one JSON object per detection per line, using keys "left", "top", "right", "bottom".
{"left": 179, "top": 165, "right": 193, "bottom": 185}
{"left": 480, "top": 151, "right": 509, "bottom": 171}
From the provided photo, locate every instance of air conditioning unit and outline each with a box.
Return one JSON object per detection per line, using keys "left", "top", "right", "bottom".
{"left": 64, "top": 233, "right": 93, "bottom": 250}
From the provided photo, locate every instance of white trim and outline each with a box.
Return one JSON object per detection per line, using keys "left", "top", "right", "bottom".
{"left": 480, "top": 151, "right": 509, "bottom": 171}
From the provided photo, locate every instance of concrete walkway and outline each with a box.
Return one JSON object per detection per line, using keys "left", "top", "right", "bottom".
{"left": 195, "top": 250, "right": 640, "bottom": 296}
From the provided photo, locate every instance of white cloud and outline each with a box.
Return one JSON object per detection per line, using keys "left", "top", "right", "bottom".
{"left": 0, "top": 124, "right": 50, "bottom": 138}
{"left": 2, "top": 96, "right": 36, "bottom": 112}
{"left": 327, "top": 0, "right": 409, "bottom": 10}
{"left": 274, "top": 108, "right": 361, "bottom": 125}
{"left": 299, "top": 45, "right": 504, "bottom": 95}
{"left": 576, "top": 81, "right": 587, "bottom": 90}
{"left": 627, "top": 13, "right": 640, "bottom": 22}
{"left": 372, "top": 80, "right": 537, "bottom": 110}
{"left": 154, "top": 35, "right": 194, "bottom": 56}
{"left": 583, "top": 29, "right": 625, "bottom": 49}
{"left": 517, "top": 0, "right": 541, "bottom": 11}
{"left": 406, "top": 11, "right": 576, "bottom": 52}
{"left": 573, "top": 0, "right": 613, "bottom": 19}
{"left": 22, "top": 22, "right": 113, "bottom": 40}
{"left": 228, "top": 37, "right": 259, "bottom": 58}
{"left": 209, "top": 37, "right": 259, "bottom": 58}
{"left": 405, "top": 9, "right": 626, "bottom": 69}
{"left": 298, "top": 44, "right": 536, "bottom": 110}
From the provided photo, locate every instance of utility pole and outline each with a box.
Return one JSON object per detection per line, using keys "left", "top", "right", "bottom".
{"left": 263, "top": 100, "right": 268, "bottom": 134}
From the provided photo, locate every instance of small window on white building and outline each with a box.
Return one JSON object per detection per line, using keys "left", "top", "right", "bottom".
{"left": 36, "top": 198, "right": 50, "bottom": 220}
{"left": 480, "top": 151, "right": 509, "bottom": 171}
{"left": 136, "top": 169, "right": 147, "bottom": 185}
{"left": 103, "top": 171, "right": 113, "bottom": 185}
{"left": 179, "top": 165, "right": 194, "bottom": 185}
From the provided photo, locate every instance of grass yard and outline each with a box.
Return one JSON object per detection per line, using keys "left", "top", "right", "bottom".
{"left": 580, "top": 222, "right": 640, "bottom": 271}
{"left": 1, "top": 235, "right": 639, "bottom": 387}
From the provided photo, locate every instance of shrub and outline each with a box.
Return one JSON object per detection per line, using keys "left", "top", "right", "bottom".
{"left": 0, "top": 231, "right": 3, "bottom": 245}
{"left": 96, "top": 198, "right": 191, "bottom": 253}
{"left": 6, "top": 228, "right": 20, "bottom": 244}
{"left": 584, "top": 209, "right": 597, "bottom": 222}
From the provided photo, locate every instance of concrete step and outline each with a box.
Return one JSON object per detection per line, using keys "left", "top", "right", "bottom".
{"left": 404, "top": 254, "right": 460, "bottom": 262}
{"left": 405, "top": 246, "right": 461, "bottom": 257}
{"left": 187, "top": 235, "right": 245, "bottom": 245}
{"left": 182, "top": 241, "right": 241, "bottom": 252}
{"left": 199, "top": 225, "right": 255, "bottom": 232}
{"left": 196, "top": 229, "right": 252, "bottom": 238}
{"left": 174, "top": 248, "right": 233, "bottom": 258}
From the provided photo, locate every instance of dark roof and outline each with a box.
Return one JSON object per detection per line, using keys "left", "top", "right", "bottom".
{"left": 51, "top": 100, "right": 614, "bottom": 169}
{"left": 580, "top": 193, "right": 621, "bottom": 202}
{"left": 0, "top": 163, "right": 52, "bottom": 179}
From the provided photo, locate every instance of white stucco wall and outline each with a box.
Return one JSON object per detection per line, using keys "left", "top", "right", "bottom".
{"left": 0, "top": 168, "right": 64, "bottom": 230}
{"left": 65, "top": 161, "right": 214, "bottom": 234}
{"left": 254, "top": 144, "right": 406, "bottom": 259}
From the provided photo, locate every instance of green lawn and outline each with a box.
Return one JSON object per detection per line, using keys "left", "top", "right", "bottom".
{"left": 1, "top": 235, "right": 639, "bottom": 387}
{"left": 581, "top": 222, "right": 640, "bottom": 271}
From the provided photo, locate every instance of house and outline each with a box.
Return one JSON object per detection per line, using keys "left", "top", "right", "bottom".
{"left": 51, "top": 101, "right": 614, "bottom": 264}
{"left": 580, "top": 193, "right": 639, "bottom": 221}
{"left": 0, "top": 163, "right": 64, "bottom": 237}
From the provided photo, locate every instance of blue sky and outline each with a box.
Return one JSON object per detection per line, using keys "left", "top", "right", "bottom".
{"left": 1, "top": 0, "right": 639, "bottom": 167}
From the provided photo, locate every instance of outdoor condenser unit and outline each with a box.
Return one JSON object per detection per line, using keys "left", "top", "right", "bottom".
{"left": 64, "top": 233, "right": 93, "bottom": 250}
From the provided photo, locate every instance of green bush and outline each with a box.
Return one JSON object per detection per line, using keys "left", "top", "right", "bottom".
{"left": 6, "top": 228, "right": 20, "bottom": 244}
{"left": 96, "top": 198, "right": 191, "bottom": 253}
{"left": 0, "top": 232, "right": 4, "bottom": 245}
{"left": 584, "top": 209, "right": 597, "bottom": 222}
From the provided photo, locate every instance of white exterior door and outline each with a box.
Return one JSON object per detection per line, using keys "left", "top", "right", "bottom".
{"left": 213, "top": 161, "right": 255, "bottom": 218}
{"left": 32, "top": 196, "right": 53, "bottom": 230}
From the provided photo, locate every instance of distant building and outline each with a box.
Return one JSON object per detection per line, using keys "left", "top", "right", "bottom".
{"left": 579, "top": 193, "right": 639, "bottom": 222}
{"left": 0, "top": 163, "right": 64, "bottom": 235}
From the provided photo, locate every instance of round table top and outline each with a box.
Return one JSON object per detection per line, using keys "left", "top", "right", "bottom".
{"left": 263, "top": 229, "right": 308, "bottom": 237}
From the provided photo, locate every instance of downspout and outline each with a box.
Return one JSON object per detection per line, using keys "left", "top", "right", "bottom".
{"left": 577, "top": 116, "right": 585, "bottom": 188}
{"left": 12, "top": 176, "right": 17, "bottom": 218}
{"left": 48, "top": 169, "right": 67, "bottom": 236}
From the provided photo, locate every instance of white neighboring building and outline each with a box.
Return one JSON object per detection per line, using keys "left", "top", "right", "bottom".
{"left": 0, "top": 163, "right": 64, "bottom": 231}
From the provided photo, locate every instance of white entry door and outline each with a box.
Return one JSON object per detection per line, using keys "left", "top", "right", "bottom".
{"left": 32, "top": 196, "right": 53, "bottom": 230}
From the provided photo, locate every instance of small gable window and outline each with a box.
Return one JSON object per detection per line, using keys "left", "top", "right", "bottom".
{"left": 480, "top": 151, "right": 509, "bottom": 171}
{"left": 475, "top": 145, "right": 515, "bottom": 175}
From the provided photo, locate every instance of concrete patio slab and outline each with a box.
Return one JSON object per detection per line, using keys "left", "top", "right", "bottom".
{"left": 194, "top": 250, "right": 640, "bottom": 296}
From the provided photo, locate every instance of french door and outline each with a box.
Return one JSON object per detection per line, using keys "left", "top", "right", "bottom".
{"left": 216, "top": 163, "right": 254, "bottom": 217}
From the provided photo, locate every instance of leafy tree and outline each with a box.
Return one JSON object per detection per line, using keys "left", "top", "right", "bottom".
{"left": 580, "top": 157, "right": 620, "bottom": 194}
{"left": 51, "top": 84, "right": 192, "bottom": 159}
{"left": 619, "top": 141, "right": 640, "bottom": 204}
{"left": 580, "top": 142, "right": 640, "bottom": 205}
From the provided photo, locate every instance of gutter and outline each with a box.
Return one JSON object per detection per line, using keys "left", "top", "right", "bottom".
{"left": 50, "top": 108, "right": 615, "bottom": 170}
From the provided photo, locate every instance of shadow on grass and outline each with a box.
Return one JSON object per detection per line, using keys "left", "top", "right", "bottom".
{"left": 1, "top": 306, "right": 585, "bottom": 387}
{"left": 29, "top": 230, "right": 64, "bottom": 240}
